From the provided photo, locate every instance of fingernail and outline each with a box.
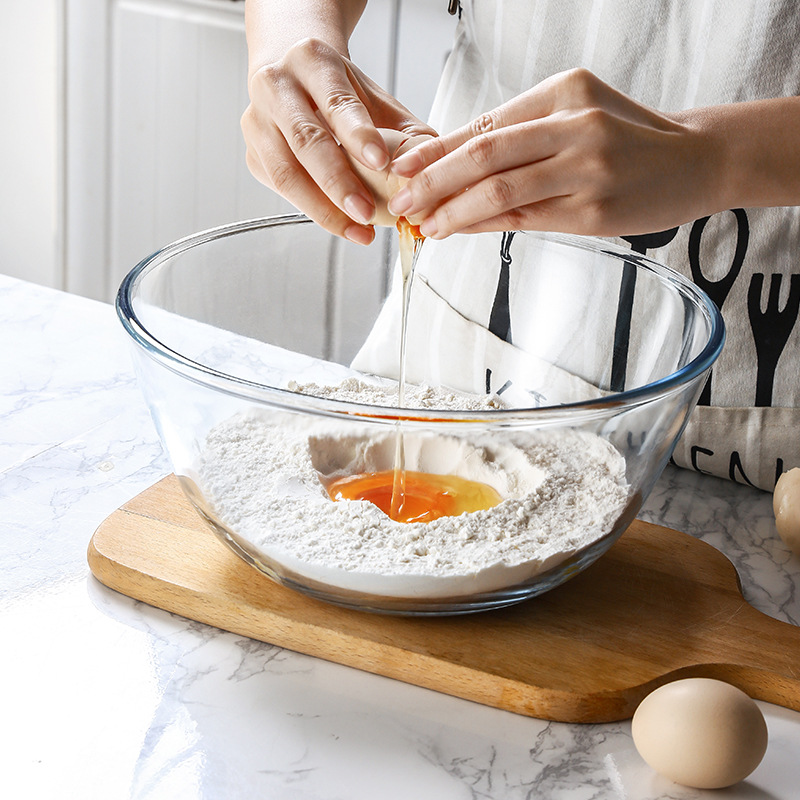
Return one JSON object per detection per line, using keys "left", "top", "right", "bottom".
{"left": 420, "top": 217, "right": 438, "bottom": 238}
{"left": 363, "top": 142, "right": 389, "bottom": 170}
{"left": 344, "top": 193, "right": 374, "bottom": 225}
{"left": 345, "top": 224, "right": 375, "bottom": 246}
{"left": 391, "top": 150, "right": 423, "bottom": 176}
{"left": 388, "top": 187, "right": 412, "bottom": 216}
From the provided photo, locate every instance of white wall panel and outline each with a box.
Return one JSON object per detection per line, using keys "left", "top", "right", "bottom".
{"left": 395, "top": 0, "right": 456, "bottom": 124}
{"left": 0, "top": 1, "right": 61, "bottom": 289}
{"left": 108, "top": 0, "right": 292, "bottom": 298}
{"left": 63, "top": 0, "right": 111, "bottom": 299}
{"left": 6, "top": 0, "right": 457, "bottom": 330}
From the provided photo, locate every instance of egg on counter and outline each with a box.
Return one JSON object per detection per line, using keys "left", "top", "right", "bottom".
{"left": 631, "top": 677, "right": 768, "bottom": 789}
{"left": 774, "top": 467, "right": 800, "bottom": 556}
{"left": 342, "top": 128, "right": 435, "bottom": 226}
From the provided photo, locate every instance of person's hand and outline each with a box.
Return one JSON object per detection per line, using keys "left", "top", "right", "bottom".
{"left": 241, "top": 37, "right": 437, "bottom": 244}
{"left": 387, "top": 68, "right": 721, "bottom": 239}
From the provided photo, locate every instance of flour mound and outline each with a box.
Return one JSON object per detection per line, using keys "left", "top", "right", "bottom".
{"left": 289, "top": 377, "right": 504, "bottom": 410}
{"left": 198, "top": 383, "right": 630, "bottom": 599}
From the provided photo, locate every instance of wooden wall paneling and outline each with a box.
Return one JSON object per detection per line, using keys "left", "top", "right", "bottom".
{"left": 193, "top": 20, "right": 244, "bottom": 231}
{"left": 230, "top": 23, "right": 296, "bottom": 224}
{"left": 110, "top": 3, "right": 161, "bottom": 296}
{"left": 151, "top": 12, "right": 202, "bottom": 254}
{"left": 63, "top": 0, "right": 112, "bottom": 299}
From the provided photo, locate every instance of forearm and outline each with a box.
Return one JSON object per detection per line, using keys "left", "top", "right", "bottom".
{"left": 245, "top": 0, "right": 368, "bottom": 79}
{"left": 680, "top": 97, "right": 800, "bottom": 213}
{"left": 241, "top": 0, "right": 435, "bottom": 244}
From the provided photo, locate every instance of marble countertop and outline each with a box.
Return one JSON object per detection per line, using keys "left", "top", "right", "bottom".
{"left": 3, "top": 272, "right": 800, "bottom": 800}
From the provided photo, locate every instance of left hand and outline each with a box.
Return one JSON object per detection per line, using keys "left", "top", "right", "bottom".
{"left": 387, "top": 68, "right": 720, "bottom": 239}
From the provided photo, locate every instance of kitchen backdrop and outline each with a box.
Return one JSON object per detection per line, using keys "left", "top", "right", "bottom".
{"left": 1, "top": 0, "right": 455, "bottom": 302}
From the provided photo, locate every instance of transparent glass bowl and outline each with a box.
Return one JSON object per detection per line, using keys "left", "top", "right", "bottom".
{"left": 117, "top": 214, "right": 724, "bottom": 615}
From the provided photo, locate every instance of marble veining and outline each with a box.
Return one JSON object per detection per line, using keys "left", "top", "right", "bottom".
{"left": 2, "top": 273, "right": 800, "bottom": 799}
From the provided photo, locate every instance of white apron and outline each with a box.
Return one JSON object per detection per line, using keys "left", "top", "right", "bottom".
{"left": 357, "top": 0, "right": 800, "bottom": 491}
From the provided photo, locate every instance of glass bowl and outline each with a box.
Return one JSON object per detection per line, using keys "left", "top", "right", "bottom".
{"left": 117, "top": 214, "right": 724, "bottom": 615}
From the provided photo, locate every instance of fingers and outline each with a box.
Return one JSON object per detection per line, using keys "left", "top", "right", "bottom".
{"left": 290, "top": 48, "right": 391, "bottom": 172}
{"left": 343, "top": 62, "right": 439, "bottom": 146}
{"left": 389, "top": 76, "right": 558, "bottom": 178}
{"left": 248, "top": 54, "right": 378, "bottom": 223}
{"left": 414, "top": 155, "right": 571, "bottom": 238}
{"left": 385, "top": 81, "right": 565, "bottom": 227}
{"left": 387, "top": 117, "right": 564, "bottom": 231}
{"left": 385, "top": 68, "right": 693, "bottom": 239}
{"left": 389, "top": 111, "right": 510, "bottom": 180}
{"left": 241, "top": 100, "right": 375, "bottom": 245}
{"left": 451, "top": 198, "right": 573, "bottom": 236}
{"left": 244, "top": 38, "right": 440, "bottom": 242}
{"left": 246, "top": 39, "right": 415, "bottom": 242}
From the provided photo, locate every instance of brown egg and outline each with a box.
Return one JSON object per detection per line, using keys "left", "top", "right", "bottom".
{"left": 632, "top": 678, "right": 768, "bottom": 789}
{"left": 343, "top": 128, "right": 434, "bottom": 226}
{"left": 774, "top": 467, "right": 800, "bottom": 555}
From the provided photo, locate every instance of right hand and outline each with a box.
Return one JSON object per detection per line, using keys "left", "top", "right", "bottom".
{"left": 387, "top": 68, "right": 720, "bottom": 240}
{"left": 241, "top": 37, "right": 437, "bottom": 244}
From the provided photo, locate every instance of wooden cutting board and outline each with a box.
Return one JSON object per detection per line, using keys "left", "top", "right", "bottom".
{"left": 87, "top": 474, "right": 800, "bottom": 723}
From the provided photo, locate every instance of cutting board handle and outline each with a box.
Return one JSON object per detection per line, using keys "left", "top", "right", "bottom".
{"left": 690, "top": 601, "right": 800, "bottom": 709}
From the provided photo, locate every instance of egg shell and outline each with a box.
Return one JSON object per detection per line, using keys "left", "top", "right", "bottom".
{"left": 343, "top": 128, "right": 434, "bottom": 226}
{"left": 774, "top": 467, "right": 800, "bottom": 555}
{"left": 631, "top": 678, "right": 768, "bottom": 789}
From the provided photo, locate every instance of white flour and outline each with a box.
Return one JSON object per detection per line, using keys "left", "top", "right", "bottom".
{"left": 198, "top": 380, "right": 630, "bottom": 599}
{"left": 287, "top": 377, "right": 505, "bottom": 410}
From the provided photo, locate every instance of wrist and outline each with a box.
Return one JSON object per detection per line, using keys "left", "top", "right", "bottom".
{"left": 670, "top": 107, "right": 737, "bottom": 218}
{"left": 245, "top": 0, "right": 365, "bottom": 81}
{"left": 675, "top": 99, "right": 800, "bottom": 212}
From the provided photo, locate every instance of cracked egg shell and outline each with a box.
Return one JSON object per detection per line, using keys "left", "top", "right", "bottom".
{"left": 343, "top": 128, "right": 434, "bottom": 227}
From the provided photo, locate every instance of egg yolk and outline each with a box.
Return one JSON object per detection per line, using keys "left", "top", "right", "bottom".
{"left": 326, "top": 470, "right": 501, "bottom": 524}
{"left": 397, "top": 217, "right": 424, "bottom": 240}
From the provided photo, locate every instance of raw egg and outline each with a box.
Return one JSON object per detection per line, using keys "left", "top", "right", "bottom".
{"left": 326, "top": 469, "right": 501, "bottom": 524}
{"left": 631, "top": 677, "right": 768, "bottom": 789}
{"left": 774, "top": 467, "right": 800, "bottom": 555}
{"left": 343, "top": 128, "right": 434, "bottom": 226}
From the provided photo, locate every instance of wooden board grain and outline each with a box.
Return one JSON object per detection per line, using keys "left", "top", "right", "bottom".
{"left": 88, "top": 475, "right": 800, "bottom": 723}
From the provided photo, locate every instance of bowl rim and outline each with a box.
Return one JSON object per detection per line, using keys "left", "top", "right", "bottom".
{"left": 116, "top": 213, "right": 725, "bottom": 423}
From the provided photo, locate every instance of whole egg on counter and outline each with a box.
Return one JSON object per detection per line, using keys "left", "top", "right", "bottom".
{"left": 774, "top": 467, "right": 800, "bottom": 555}
{"left": 631, "top": 677, "right": 768, "bottom": 789}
